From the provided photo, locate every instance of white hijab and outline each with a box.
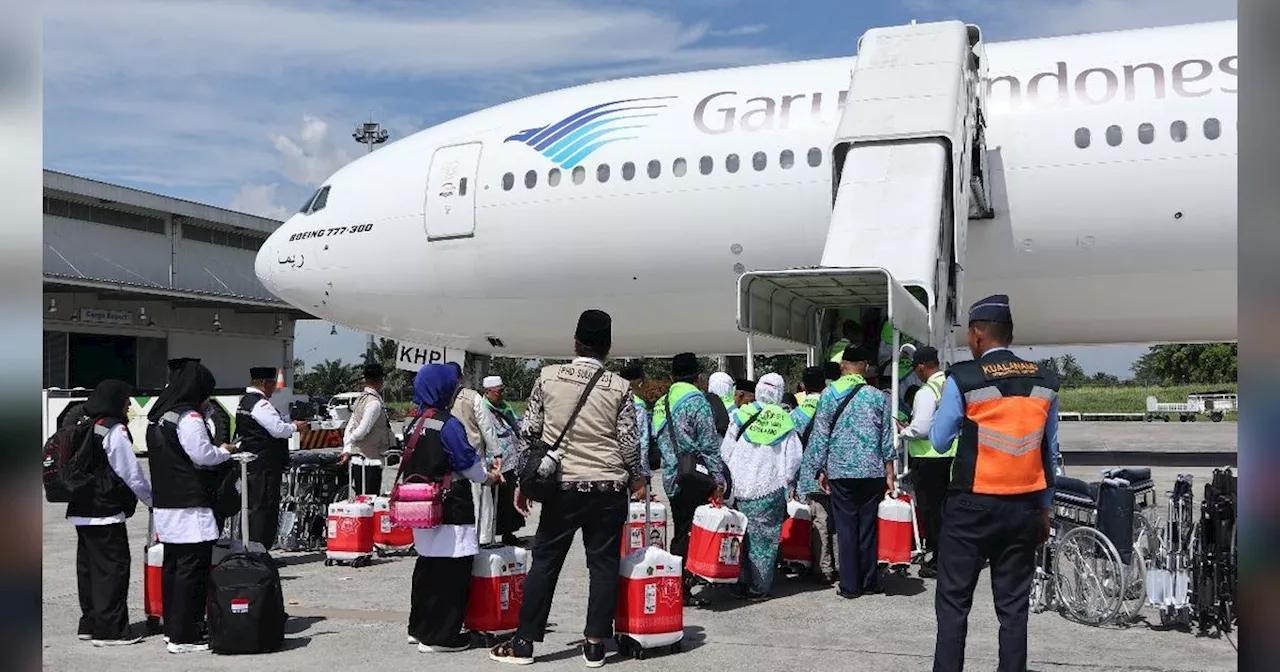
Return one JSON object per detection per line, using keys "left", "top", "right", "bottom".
{"left": 708, "top": 372, "right": 734, "bottom": 397}
{"left": 756, "top": 373, "right": 785, "bottom": 405}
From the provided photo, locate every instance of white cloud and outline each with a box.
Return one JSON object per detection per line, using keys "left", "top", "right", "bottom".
{"left": 899, "top": 0, "right": 1236, "bottom": 39}
{"left": 43, "top": 0, "right": 787, "bottom": 209}
{"left": 271, "top": 116, "right": 355, "bottom": 188}
{"left": 230, "top": 183, "right": 292, "bottom": 221}
{"left": 712, "top": 24, "right": 768, "bottom": 37}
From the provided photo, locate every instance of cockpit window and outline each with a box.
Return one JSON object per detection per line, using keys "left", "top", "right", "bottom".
{"left": 298, "top": 189, "right": 320, "bottom": 213}
{"left": 310, "top": 186, "right": 331, "bottom": 213}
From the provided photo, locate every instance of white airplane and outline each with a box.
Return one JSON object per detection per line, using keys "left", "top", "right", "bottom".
{"left": 255, "top": 19, "right": 1237, "bottom": 360}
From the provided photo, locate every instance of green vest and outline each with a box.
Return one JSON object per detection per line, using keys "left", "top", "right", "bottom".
{"left": 830, "top": 373, "right": 866, "bottom": 395}
{"left": 796, "top": 395, "right": 819, "bottom": 422}
{"left": 484, "top": 398, "right": 518, "bottom": 430}
{"left": 732, "top": 402, "right": 796, "bottom": 446}
{"left": 828, "top": 338, "right": 851, "bottom": 363}
{"left": 906, "top": 376, "right": 958, "bottom": 458}
{"left": 720, "top": 394, "right": 734, "bottom": 410}
{"left": 651, "top": 382, "right": 700, "bottom": 434}
{"left": 880, "top": 321, "right": 915, "bottom": 379}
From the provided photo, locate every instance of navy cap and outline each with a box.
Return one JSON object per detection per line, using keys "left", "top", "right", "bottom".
{"left": 250, "top": 367, "right": 277, "bottom": 380}
{"left": 911, "top": 346, "right": 940, "bottom": 367}
{"left": 968, "top": 294, "right": 1012, "bottom": 324}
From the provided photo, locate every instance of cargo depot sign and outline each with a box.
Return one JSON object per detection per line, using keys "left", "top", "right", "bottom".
{"left": 394, "top": 340, "right": 464, "bottom": 372}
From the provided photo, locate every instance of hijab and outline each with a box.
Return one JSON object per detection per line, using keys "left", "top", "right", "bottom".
{"left": 414, "top": 363, "right": 459, "bottom": 410}
{"left": 82, "top": 379, "right": 133, "bottom": 423}
{"left": 708, "top": 372, "right": 734, "bottom": 398}
{"left": 756, "top": 373, "right": 785, "bottom": 406}
{"left": 149, "top": 361, "right": 217, "bottom": 422}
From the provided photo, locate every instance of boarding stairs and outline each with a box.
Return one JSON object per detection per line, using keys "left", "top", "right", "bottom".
{"left": 735, "top": 20, "right": 992, "bottom": 476}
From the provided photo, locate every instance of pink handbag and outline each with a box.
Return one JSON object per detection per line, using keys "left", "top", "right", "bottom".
{"left": 388, "top": 411, "right": 451, "bottom": 529}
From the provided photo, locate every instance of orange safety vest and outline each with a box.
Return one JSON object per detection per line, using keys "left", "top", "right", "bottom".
{"left": 947, "top": 350, "right": 1059, "bottom": 496}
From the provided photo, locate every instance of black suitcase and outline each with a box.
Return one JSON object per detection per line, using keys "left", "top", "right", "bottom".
{"left": 207, "top": 551, "right": 286, "bottom": 654}
{"left": 207, "top": 452, "right": 287, "bottom": 654}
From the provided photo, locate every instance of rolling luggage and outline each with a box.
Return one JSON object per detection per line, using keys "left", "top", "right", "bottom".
{"left": 616, "top": 494, "right": 684, "bottom": 660}
{"left": 779, "top": 499, "right": 813, "bottom": 574}
{"left": 464, "top": 483, "right": 528, "bottom": 642}
{"left": 621, "top": 496, "right": 667, "bottom": 556}
{"left": 325, "top": 462, "right": 375, "bottom": 567}
{"left": 877, "top": 490, "right": 917, "bottom": 571}
{"left": 372, "top": 495, "right": 415, "bottom": 556}
{"left": 143, "top": 451, "right": 263, "bottom": 635}
{"left": 686, "top": 502, "right": 747, "bottom": 584}
{"left": 207, "top": 453, "right": 288, "bottom": 655}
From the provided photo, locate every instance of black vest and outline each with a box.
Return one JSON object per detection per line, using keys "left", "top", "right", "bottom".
{"left": 947, "top": 350, "right": 1060, "bottom": 497}
{"left": 401, "top": 409, "right": 475, "bottom": 527}
{"left": 66, "top": 419, "right": 139, "bottom": 519}
{"left": 235, "top": 391, "right": 289, "bottom": 471}
{"left": 148, "top": 406, "right": 216, "bottom": 509}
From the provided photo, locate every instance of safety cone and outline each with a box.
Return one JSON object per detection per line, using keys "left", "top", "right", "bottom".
{"left": 276, "top": 367, "right": 286, "bottom": 389}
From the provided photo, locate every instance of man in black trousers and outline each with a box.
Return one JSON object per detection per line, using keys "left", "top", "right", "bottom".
{"left": 235, "top": 367, "right": 306, "bottom": 550}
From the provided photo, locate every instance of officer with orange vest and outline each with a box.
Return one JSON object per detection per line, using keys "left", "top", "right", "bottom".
{"left": 928, "top": 295, "right": 1060, "bottom": 672}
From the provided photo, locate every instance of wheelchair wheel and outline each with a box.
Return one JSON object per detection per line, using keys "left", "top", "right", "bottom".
{"left": 1053, "top": 525, "right": 1125, "bottom": 625}
{"left": 1115, "top": 543, "right": 1147, "bottom": 624}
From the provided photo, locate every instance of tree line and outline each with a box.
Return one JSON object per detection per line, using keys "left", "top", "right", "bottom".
{"left": 290, "top": 340, "right": 1237, "bottom": 401}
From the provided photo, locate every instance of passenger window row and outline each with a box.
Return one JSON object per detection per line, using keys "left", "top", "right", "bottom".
{"left": 501, "top": 147, "right": 826, "bottom": 191}
{"left": 1074, "top": 118, "right": 1225, "bottom": 149}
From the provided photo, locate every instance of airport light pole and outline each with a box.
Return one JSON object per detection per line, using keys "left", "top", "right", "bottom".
{"left": 353, "top": 119, "right": 390, "bottom": 361}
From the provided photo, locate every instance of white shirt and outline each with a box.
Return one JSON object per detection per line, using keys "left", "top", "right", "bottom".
{"left": 154, "top": 411, "right": 233, "bottom": 544}
{"left": 69, "top": 424, "right": 153, "bottom": 526}
{"left": 343, "top": 387, "right": 384, "bottom": 451}
{"left": 463, "top": 389, "right": 502, "bottom": 461}
{"left": 720, "top": 423, "right": 804, "bottom": 501}
{"left": 246, "top": 388, "right": 296, "bottom": 439}
{"left": 411, "top": 460, "right": 490, "bottom": 558}
{"left": 901, "top": 371, "right": 946, "bottom": 440}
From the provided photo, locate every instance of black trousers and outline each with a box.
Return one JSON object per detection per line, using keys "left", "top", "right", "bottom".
{"left": 351, "top": 463, "right": 383, "bottom": 497}
{"left": 408, "top": 555, "right": 474, "bottom": 645}
{"left": 830, "top": 477, "right": 883, "bottom": 595}
{"left": 75, "top": 524, "right": 131, "bottom": 640}
{"left": 668, "top": 486, "right": 703, "bottom": 589}
{"left": 933, "top": 492, "right": 1042, "bottom": 672}
{"left": 496, "top": 473, "right": 522, "bottom": 537}
{"left": 246, "top": 466, "right": 284, "bottom": 548}
{"left": 162, "top": 540, "right": 214, "bottom": 645}
{"left": 913, "top": 457, "right": 955, "bottom": 560}
{"left": 517, "top": 489, "right": 628, "bottom": 641}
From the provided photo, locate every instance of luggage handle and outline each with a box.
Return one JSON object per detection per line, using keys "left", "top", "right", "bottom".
{"left": 229, "top": 451, "right": 258, "bottom": 548}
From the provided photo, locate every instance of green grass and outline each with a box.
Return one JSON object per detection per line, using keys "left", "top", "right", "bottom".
{"left": 1057, "top": 383, "right": 1238, "bottom": 417}
{"left": 389, "top": 387, "right": 1236, "bottom": 419}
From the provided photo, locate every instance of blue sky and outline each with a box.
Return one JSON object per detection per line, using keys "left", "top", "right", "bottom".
{"left": 43, "top": 0, "right": 1236, "bottom": 376}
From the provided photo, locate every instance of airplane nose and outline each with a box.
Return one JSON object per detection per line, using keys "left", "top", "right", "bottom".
{"left": 255, "top": 232, "right": 276, "bottom": 293}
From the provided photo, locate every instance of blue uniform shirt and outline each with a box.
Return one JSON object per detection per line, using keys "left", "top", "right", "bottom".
{"left": 929, "top": 348, "right": 1059, "bottom": 508}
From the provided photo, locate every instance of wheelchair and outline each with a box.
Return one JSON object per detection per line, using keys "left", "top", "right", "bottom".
{"left": 1145, "top": 469, "right": 1238, "bottom": 633}
{"left": 1030, "top": 466, "right": 1155, "bottom": 626}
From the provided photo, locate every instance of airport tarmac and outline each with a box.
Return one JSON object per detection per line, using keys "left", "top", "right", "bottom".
{"left": 42, "top": 462, "right": 1237, "bottom": 672}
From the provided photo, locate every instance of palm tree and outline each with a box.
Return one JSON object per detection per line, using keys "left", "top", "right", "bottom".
{"left": 305, "top": 359, "right": 361, "bottom": 398}
{"left": 360, "top": 338, "right": 410, "bottom": 403}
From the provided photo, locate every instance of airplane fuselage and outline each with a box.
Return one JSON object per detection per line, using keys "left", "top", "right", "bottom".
{"left": 256, "top": 20, "right": 1237, "bottom": 358}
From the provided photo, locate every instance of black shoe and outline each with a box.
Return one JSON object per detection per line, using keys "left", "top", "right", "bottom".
{"left": 919, "top": 565, "right": 938, "bottom": 579}
{"left": 836, "top": 589, "right": 861, "bottom": 599}
{"left": 864, "top": 584, "right": 885, "bottom": 595}
{"left": 490, "top": 636, "right": 534, "bottom": 665}
{"left": 582, "top": 640, "right": 606, "bottom": 668}
{"left": 683, "top": 594, "right": 710, "bottom": 608}
{"left": 419, "top": 632, "right": 471, "bottom": 653}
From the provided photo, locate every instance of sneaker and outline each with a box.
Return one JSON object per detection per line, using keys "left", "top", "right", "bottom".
{"left": 93, "top": 636, "right": 143, "bottom": 647}
{"left": 418, "top": 633, "right": 471, "bottom": 653}
{"left": 77, "top": 634, "right": 93, "bottom": 641}
{"left": 918, "top": 565, "right": 938, "bottom": 579}
{"left": 166, "top": 642, "right": 210, "bottom": 654}
{"left": 490, "top": 636, "right": 535, "bottom": 665}
{"left": 407, "top": 635, "right": 420, "bottom": 645}
{"left": 583, "top": 640, "right": 606, "bottom": 668}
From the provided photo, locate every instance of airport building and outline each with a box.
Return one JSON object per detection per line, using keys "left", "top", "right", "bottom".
{"left": 42, "top": 169, "right": 313, "bottom": 393}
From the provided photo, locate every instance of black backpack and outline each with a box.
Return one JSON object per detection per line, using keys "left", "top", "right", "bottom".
{"left": 42, "top": 419, "right": 100, "bottom": 503}
{"left": 705, "top": 391, "right": 730, "bottom": 437}
{"left": 207, "top": 551, "right": 287, "bottom": 654}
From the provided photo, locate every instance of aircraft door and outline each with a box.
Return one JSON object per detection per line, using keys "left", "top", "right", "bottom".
{"left": 424, "top": 142, "right": 483, "bottom": 240}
